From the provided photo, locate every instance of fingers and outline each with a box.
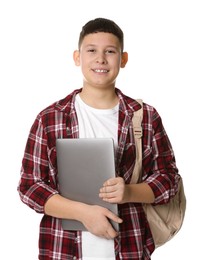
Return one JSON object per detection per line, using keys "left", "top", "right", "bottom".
{"left": 99, "top": 188, "right": 116, "bottom": 203}
{"left": 99, "top": 177, "right": 125, "bottom": 203}
{"left": 82, "top": 206, "right": 122, "bottom": 239}
{"left": 103, "top": 211, "right": 122, "bottom": 239}
{"left": 100, "top": 228, "right": 118, "bottom": 240}
{"left": 100, "top": 177, "right": 122, "bottom": 194}
{"left": 102, "top": 177, "right": 118, "bottom": 187}
{"left": 105, "top": 228, "right": 118, "bottom": 240}
{"left": 105, "top": 209, "right": 123, "bottom": 224}
{"left": 100, "top": 185, "right": 116, "bottom": 197}
{"left": 99, "top": 191, "right": 116, "bottom": 203}
{"left": 99, "top": 178, "right": 116, "bottom": 201}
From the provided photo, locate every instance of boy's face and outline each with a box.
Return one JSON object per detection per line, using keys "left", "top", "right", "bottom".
{"left": 73, "top": 32, "right": 128, "bottom": 90}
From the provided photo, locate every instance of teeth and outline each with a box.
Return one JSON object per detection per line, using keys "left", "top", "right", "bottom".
{"left": 94, "top": 69, "right": 108, "bottom": 73}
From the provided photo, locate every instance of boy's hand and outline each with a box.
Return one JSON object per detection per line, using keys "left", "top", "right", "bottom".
{"left": 79, "top": 205, "right": 122, "bottom": 239}
{"left": 99, "top": 177, "right": 128, "bottom": 204}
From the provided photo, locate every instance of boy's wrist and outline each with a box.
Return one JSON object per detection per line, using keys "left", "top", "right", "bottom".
{"left": 124, "top": 183, "right": 155, "bottom": 204}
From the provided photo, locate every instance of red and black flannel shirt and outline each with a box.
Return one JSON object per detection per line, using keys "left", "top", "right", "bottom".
{"left": 18, "top": 88, "right": 180, "bottom": 259}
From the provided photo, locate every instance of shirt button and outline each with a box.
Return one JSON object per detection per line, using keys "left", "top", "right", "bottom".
{"left": 75, "top": 237, "right": 80, "bottom": 243}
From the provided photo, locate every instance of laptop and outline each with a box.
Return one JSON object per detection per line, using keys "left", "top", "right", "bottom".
{"left": 56, "top": 138, "right": 118, "bottom": 231}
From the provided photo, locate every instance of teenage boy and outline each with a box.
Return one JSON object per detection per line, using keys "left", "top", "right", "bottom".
{"left": 18, "top": 18, "right": 181, "bottom": 259}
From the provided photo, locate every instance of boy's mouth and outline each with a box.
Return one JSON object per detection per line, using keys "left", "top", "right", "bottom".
{"left": 93, "top": 69, "right": 109, "bottom": 73}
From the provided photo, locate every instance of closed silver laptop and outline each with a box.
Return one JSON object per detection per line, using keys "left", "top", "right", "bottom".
{"left": 56, "top": 138, "right": 118, "bottom": 231}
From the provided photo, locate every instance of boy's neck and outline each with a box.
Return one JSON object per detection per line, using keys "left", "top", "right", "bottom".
{"left": 79, "top": 85, "right": 119, "bottom": 109}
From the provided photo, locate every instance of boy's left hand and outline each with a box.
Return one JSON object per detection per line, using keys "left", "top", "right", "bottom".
{"left": 99, "top": 177, "right": 127, "bottom": 204}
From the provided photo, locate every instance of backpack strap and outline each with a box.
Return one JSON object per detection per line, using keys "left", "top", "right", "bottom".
{"left": 130, "top": 99, "right": 143, "bottom": 184}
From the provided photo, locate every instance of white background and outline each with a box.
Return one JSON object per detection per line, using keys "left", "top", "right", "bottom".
{"left": 1, "top": 0, "right": 206, "bottom": 259}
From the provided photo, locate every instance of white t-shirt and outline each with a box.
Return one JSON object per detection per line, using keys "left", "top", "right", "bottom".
{"left": 75, "top": 94, "right": 119, "bottom": 259}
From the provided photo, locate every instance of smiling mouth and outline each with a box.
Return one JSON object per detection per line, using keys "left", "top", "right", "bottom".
{"left": 93, "top": 69, "right": 109, "bottom": 73}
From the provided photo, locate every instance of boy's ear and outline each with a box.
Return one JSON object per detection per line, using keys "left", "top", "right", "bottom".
{"left": 121, "top": 52, "right": 128, "bottom": 68}
{"left": 73, "top": 50, "right": 80, "bottom": 66}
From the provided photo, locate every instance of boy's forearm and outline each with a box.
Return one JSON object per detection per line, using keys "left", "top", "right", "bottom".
{"left": 44, "top": 194, "right": 86, "bottom": 220}
{"left": 44, "top": 193, "right": 122, "bottom": 239}
{"left": 125, "top": 183, "right": 155, "bottom": 204}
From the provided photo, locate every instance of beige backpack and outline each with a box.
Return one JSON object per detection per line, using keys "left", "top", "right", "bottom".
{"left": 131, "top": 99, "right": 186, "bottom": 248}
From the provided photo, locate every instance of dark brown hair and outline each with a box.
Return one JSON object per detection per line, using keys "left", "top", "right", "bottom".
{"left": 78, "top": 18, "right": 124, "bottom": 52}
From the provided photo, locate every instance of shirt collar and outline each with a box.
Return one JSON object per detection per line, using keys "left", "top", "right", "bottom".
{"left": 55, "top": 87, "right": 141, "bottom": 116}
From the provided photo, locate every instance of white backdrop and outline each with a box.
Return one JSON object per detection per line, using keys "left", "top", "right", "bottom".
{"left": 1, "top": 0, "right": 206, "bottom": 259}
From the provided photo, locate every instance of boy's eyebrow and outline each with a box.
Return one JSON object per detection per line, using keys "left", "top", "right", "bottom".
{"left": 84, "top": 44, "right": 120, "bottom": 50}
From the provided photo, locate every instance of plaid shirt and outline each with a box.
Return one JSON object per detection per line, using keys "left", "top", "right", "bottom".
{"left": 18, "top": 88, "right": 180, "bottom": 259}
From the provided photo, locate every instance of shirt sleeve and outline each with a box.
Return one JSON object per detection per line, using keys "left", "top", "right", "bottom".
{"left": 17, "top": 115, "right": 58, "bottom": 213}
{"left": 142, "top": 105, "right": 181, "bottom": 205}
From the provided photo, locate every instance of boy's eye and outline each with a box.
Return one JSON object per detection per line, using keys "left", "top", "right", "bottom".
{"left": 87, "top": 49, "right": 96, "bottom": 53}
{"left": 106, "top": 50, "right": 116, "bottom": 54}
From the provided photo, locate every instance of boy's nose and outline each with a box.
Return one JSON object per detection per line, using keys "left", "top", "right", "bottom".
{"left": 96, "top": 54, "right": 107, "bottom": 64}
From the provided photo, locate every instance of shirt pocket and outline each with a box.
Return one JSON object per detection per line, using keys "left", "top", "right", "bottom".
{"left": 118, "top": 142, "right": 136, "bottom": 183}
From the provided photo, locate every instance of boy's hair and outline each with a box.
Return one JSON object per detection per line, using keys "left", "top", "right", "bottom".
{"left": 78, "top": 18, "right": 124, "bottom": 52}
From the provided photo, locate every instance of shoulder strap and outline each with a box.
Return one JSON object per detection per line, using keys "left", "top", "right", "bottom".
{"left": 130, "top": 99, "right": 143, "bottom": 184}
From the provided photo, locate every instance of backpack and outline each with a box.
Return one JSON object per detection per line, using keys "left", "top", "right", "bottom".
{"left": 131, "top": 99, "right": 186, "bottom": 248}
